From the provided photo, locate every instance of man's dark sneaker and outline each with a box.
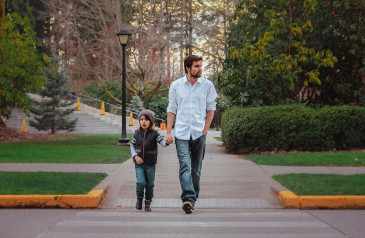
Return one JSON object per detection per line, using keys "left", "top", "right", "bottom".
{"left": 145, "top": 200, "right": 151, "bottom": 212}
{"left": 136, "top": 197, "right": 143, "bottom": 210}
{"left": 182, "top": 201, "right": 194, "bottom": 214}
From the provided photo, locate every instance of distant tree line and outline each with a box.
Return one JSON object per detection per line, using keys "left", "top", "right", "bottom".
{"left": 1, "top": 0, "right": 240, "bottom": 127}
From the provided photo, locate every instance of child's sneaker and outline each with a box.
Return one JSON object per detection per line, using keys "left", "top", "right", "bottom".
{"left": 145, "top": 200, "right": 151, "bottom": 212}
{"left": 136, "top": 197, "right": 143, "bottom": 210}
{"left": 182, "top": 201, "right": 194, "bottom": 214}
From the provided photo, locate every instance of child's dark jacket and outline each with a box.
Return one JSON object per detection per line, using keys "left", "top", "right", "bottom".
{"left": 130, "top": 129, "right": 167, "bottom": 165}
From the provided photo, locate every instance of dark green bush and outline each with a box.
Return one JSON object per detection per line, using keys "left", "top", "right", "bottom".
{"left": 83, "top": 81, "right": 124, "bottom": 104}
{"left": 144, "top": 90, "right": 169, "bottom": 126}
{"left": 317, "top": 106, "right": 365, "bottom": 150}
{"left": 221, "top": 105, "right": 365, "bottom": 153}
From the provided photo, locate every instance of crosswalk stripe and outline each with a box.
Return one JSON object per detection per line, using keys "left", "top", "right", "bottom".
{"left": 36, "top": 232, "right": 345, "bottom": 238}
{"left": 34, "top": 210, "right": 345, "bottom": 238}
{"left": 75, "top": 211, "right": 312, "bottom": 218}
{"left": 113, "top": 198, "right": 272, "bottom": 208}
{"left": 56, "top": 220, "right": 330, "bottom": 228}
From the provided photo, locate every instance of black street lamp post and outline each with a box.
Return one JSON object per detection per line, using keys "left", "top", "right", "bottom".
{"left": 116, "top": 30, "right": 131, "bottom": 145}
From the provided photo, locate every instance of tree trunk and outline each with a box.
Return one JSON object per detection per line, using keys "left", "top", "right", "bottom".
{"left": 159, "top": 1, "right": 165, "bottom": 81}
{"left": 0, "top": 109, "right": 5, "bottom": 127}
{"left": 0, "top": 0, "right": 5, "bottom": 40}
{"left": 0, "top": 91, "right": 5, "bottom": 127}
{"left": 0, "top": 117, "right": 5, "bottom": 127}
{"left": 223, "top": 0, "right": 228, "bottom": 58}
{"left": 185, "top": 0, "right": 189, "bottom": 56}
{"left": 180, "top": 0, "right": 185, "bottom": 76}
{"left": 160, "top": 46, "right": 165, "bottom": 81}
{"left": 188, "top": 0, "right": 192, "bottom": 54}
{"left": 166, "top": 43, "right": 171, "bottom": 83}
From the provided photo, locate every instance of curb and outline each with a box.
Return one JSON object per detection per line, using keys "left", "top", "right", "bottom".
{"left": 279, "top": 191, "right": 365, "bottom": 209}
{"left": 0, "top": 190, "right": 105, "bottom": 208}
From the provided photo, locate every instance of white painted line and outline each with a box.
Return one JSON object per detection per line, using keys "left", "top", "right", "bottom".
{"left": 76, "top": 211, "right": 312, "bottom": 218}
{"left": 113, "top": 198, "right": 273, "bottom": 208}
{"left": 56, "top": 220, "right": 330, "bottom": 228}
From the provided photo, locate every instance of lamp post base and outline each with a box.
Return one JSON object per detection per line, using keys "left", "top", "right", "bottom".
{"left": 118, "top": 137, "right": 130, "bottom": 146}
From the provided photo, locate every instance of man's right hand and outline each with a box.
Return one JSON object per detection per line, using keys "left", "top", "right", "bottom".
{"left": 165, "top": 133, "right": 174, "bottom": 144}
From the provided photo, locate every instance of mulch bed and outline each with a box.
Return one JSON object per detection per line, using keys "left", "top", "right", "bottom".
{"left": 0, "top": 127, "right": 76, "bottom": 143}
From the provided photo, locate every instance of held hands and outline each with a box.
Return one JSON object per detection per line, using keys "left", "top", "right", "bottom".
{"left": 165, "top": 133, "right": 174, "bottom": 145}
{"left": 134, "top": 156, "right": 144, "bottom": 164}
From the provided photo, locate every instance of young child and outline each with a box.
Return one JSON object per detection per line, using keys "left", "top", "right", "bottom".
{"left": 130, "top": 110, "right": 170, "bottom": 211}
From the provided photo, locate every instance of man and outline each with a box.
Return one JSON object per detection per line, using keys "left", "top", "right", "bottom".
{"left": 165, "top": 55, "right": 217, "bottom": 214}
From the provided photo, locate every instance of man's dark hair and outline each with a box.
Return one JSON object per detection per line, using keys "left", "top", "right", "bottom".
{"left": 184, "top": 55, "right": 203, "bottom": 74}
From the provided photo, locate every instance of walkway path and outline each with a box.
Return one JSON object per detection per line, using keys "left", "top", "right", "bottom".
{"left": 81, "top": 130, "right": 283, "bottom": 209}
{"left": 2, "top": 130, "right": 365, "bottom": 210}
{"left": 2, "top": 131, "right": 365, "bottom": 237}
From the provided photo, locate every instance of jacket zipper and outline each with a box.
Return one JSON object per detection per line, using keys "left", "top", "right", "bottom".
{"left": 142, "top": 130, "right": 146, "bottom": 161}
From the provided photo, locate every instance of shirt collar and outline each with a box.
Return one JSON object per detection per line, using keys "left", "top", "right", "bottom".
{"left": 184, "top": 75, "right": 202, "bottom": 85}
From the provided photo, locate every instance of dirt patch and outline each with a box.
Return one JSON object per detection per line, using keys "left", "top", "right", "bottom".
{"left": 0, "top": 127, "right": 76, "bottom": 143}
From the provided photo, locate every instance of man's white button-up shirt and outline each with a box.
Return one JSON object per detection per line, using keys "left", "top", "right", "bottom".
{"left": 167, "top": 75, "right": 217, "bottom": 140}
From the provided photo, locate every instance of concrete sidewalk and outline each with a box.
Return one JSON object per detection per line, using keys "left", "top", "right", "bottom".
{"left": 97, "top": 131, "right": 365, "bottom": 210}
{"left": 97, "top": 130, "right": 285, "bottom": 209}
{"left": 1, "top": 130, "right": 365, "bottom": 209}
{"left": 0, "top": 130, "right": 284, "bottom": 209}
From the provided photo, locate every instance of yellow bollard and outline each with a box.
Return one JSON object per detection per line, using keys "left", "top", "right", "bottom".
{"left": 129, "top": 112, "right": 134, "bottom": 126}
{"left": 41, "top": 86, "right": 45, "bottom": 98}
{"left": 22, "top": 119, "right": 26, "bottom": 132}
{"left": 76, "top": 98, "right": 81, "bottom": 111}
{"left": 100, "top": 102, "right": 105, "bottom": 115}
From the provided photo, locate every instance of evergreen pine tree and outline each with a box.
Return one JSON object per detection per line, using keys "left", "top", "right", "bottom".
{"left": 128, "top": 94, "right": 145, "bottom": 114}
{"left": 29, "top": 56, "right": 77, "bottom": 134}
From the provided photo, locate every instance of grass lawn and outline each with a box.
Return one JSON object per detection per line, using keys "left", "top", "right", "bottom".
{"left": 273, "top": 173, "right": 365, "bottom": 195}
{"left": 0, "top": 171, "right": 107, "bottom": 195}
{"left": 214, "top": 137, "right": 222, "bottom": 142}
{"left": 0, "top": 134, "right": 132, "bottom": 164}
{"left": 244, "top": 152, "right": 365, "bottom": 166}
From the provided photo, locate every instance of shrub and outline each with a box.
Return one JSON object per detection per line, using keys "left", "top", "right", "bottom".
{"left": 144, "top": 90, "right": 169, "bottom": 126}
{"left": 317, "top": 106, "right": 365, "bottom": 150}
{"left": 221, "top": 105, "right": 365, "bottom": 153}
{"left": 128, "top": 94, "right": 145, "bottom": 114}
{"left": 83, "top": 81, "right": 123, "bottom": 104}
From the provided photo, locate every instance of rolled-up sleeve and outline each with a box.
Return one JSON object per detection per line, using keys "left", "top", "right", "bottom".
{"left": 206, "top": 82, "right": 217, "bottom": 111}
{"left": 167, "top": 82, "right": 177, "bottom": 114}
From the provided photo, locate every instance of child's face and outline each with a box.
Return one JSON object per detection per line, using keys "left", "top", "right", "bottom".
{"left": 140, "top": 115, "right": 151, "bottom": 130}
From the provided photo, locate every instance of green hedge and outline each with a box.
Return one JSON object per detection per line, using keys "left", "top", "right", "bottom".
{"left": 221, "top": 105, "right": 365, "bottom": 153}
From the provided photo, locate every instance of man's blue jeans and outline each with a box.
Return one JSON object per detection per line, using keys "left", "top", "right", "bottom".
{"left": 175, "top": 134, "right": 206, "bottom": 205}
{"left": 135, "top": 163, "right": 156, "bottom": 201}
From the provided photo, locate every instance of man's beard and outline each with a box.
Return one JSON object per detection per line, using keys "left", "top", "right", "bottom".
{"left": 191, "top": 71, "right": 202, "bottom": 78}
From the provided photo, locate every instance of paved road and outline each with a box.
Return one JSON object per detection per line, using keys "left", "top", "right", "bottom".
{"left": 1, "top": 130, "right": 365, "bottom": 237}
{"left": 1, "top": 208, "right": 365, "bottom": 238}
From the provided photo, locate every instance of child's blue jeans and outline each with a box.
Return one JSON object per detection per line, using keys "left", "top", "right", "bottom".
{"left": 135, "top": 163, "right": 156, "bottom": 201}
